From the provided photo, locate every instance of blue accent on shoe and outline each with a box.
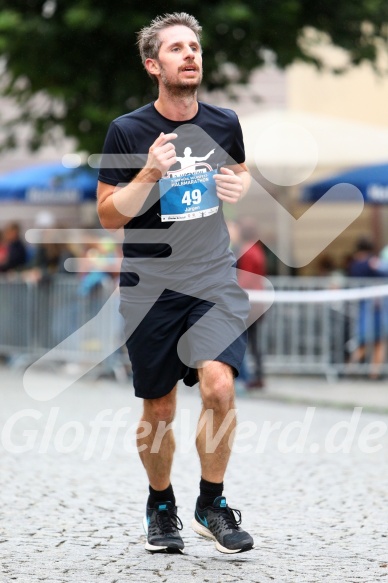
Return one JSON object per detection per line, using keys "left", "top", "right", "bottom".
{"left": 195, "top": 510, "right": 208, "bottom": 528}
{"left": 145, "top": 501, "right": 184, "bottom": 553}
{"left": 212, "top": 495, "right": 227, "bottom": 508}
{"left": 193, "top": 496, "right": 254, "bottom": 553}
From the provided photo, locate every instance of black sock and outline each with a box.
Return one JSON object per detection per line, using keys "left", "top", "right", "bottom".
{"left": 198, "top": 477, "right": 224, "bottom": 509}
{"left": 147, "top": 484, "right": 176, "bottom": 508}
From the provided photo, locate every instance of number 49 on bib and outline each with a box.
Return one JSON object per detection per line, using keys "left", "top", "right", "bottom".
{"left": 182, "top": 188, "right": 202, "bottom": 206}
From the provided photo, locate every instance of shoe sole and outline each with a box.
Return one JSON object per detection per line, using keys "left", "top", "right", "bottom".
{"left": 143, "top": 516, "right": 185, "bottom": 554}
{"left": 191, "top": 518, "right": 254, "bottom": 554}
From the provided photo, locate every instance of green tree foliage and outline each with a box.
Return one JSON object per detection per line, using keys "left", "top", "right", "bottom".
{"left": 1, "top": 0, "right": 388, "bottom": 153}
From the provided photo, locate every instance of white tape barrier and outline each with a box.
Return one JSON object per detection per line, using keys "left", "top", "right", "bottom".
{"left": 248, "top": 284, "right": 388, "bottom": 304}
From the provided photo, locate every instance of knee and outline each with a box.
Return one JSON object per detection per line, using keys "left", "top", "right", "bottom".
{"left": 143, "top": 393, "right": 176, "bottom": 424}
{"left": 200, "top": 365, "right": 235, "bottom": 412}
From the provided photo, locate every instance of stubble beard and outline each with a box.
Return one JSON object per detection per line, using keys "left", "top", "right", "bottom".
{"left": 159, "top": 64, "right": 203, "bottom": 98}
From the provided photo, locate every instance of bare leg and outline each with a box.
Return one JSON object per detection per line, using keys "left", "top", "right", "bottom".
{"left": 370, "top": 341, "right": 385, "bottom": 379}
{"left": 137, "top": 386, "right": 177, "bottom": 491}
{"left": 350, "top": 344, "right": 366, "bottom": 365}
{"left": 196, "top": 361, "right": 236, "bottom": 483}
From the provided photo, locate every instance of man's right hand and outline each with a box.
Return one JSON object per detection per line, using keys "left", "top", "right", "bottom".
{"left": 145, "top": 132, "right": 178, "bottom": 178}
{"left": 97, "top": 132, "right": 178, "bottom": 230}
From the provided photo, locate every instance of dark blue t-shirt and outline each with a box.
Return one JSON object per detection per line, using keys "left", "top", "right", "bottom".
{"left": 98, "top": 102, "right": 245, "bottom": 298}
{"left": 349, "top": 257, "right": 383, "bottom": 278}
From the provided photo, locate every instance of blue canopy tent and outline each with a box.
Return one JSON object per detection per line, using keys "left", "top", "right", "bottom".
{"left": 302, "top": 163, "right": 388, "bottom": 204}
{"left": 0, "top": 163, "right": 98, "bottom": 204}
{"left": 301, "top": 163, "right": 388, "bottom": 254}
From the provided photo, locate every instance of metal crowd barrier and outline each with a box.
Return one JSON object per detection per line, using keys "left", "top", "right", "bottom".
{"left": 257, "top": 276, "right": 388, "bottom": 380}
{"left": 0, "top": 274, "right": 387, "bottom": 380}
{"left": 0, "top": 274, "right": 128, "bottom": 381}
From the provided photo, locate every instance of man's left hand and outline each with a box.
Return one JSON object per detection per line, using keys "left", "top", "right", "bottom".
{"left": 214, "top": 167, "right": 244, "bottom": 204}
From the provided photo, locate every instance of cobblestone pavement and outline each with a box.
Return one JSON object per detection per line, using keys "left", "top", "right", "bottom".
{"left": 0, "top": 366, "right": 387, "bottom": 582}
{"left": 250, "top": 375, "right": 388, "bottom": 413}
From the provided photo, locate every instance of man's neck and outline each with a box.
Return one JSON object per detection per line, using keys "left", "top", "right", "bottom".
{"left": 154, "top": 90, "right": 198, "bottom": 121}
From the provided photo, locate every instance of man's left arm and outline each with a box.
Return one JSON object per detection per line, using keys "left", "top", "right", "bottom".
{"left": 214, "top": 162, "right": 251, "bottom": 204}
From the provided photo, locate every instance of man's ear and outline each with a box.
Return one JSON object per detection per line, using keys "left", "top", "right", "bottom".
{"left": 145, "top": 58, "right": 160, "bottom": 77}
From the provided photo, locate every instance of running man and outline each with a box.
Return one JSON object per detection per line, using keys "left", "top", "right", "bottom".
{"left": 97, "top": 12, "right": 254, "bottom": 555}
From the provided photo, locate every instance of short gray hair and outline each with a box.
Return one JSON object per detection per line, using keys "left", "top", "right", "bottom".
{"left": 137, "top": 12, "right": 202, "bottom": 78}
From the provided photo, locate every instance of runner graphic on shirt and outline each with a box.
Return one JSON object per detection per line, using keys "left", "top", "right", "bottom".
{"left": 172, "top": 147, "right": 215, "bottom": 176}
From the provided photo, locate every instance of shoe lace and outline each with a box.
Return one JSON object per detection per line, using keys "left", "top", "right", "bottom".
{"left": 156, "top": 507, "right": 183, "bottom": 534}
{"left": 214, "top": 505, "right": 242, "bottom": 530}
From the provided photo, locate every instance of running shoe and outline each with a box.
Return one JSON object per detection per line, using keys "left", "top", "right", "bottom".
{"left": 191, "top": 495, "right": 254, "bottom": 554}
{"left": 143, "top": 501, "right": 184, "bottom": 553}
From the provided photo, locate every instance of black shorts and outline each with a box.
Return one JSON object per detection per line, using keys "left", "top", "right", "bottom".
{"left": 121, "top": 283, "right": 249, "bottom": 399}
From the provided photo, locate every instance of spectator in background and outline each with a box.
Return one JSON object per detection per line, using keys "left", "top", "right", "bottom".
{"left": 0, "top": 229, "right": 8, "bottom": 266}
{"left": 78, "top": 236, "right": 121, "bottom": 296}
{"left": 237, "top": 217, "right": 267, "bottom": 389}
{"left": 26, "top": 233, "right": 75, "bottom": 281}
{"left": 316, "top": 254, "right": 337, "bottom": 277}
{"left": 23, "top": 213, "right": 77, "bottom": 283}
{"left": 348, "top": 237, "right": 387, "bottom": 379}
{"left": 0, "top": 222, "right": 27, "bottom": 272}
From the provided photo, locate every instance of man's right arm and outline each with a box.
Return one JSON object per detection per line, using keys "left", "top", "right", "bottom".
{"left": 97, "top": 132, "right": 177, "bottom": 231}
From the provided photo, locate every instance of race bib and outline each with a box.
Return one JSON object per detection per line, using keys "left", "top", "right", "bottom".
{"left": 159, "top": 169, "right": 219, "bottom": 222}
